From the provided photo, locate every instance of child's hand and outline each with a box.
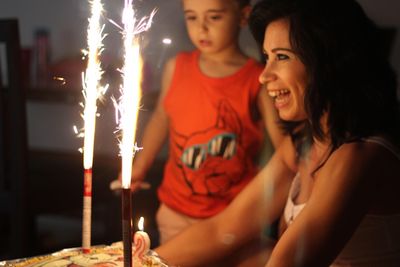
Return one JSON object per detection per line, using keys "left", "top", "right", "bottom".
{"left": 109, "top": 173, "right": 151, "bottom": 193}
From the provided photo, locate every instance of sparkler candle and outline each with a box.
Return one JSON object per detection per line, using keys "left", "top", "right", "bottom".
{"left": 81, "top": 0, "right": 107, "bottom": 254}
{"left": 122, "top": 188, "right": 133, "bottom": 267}
{"left": 113, "top": 1, "right": 155, "bottom": 266}
{"left": 133, "top": 217, "right": 151, "bottom": 261}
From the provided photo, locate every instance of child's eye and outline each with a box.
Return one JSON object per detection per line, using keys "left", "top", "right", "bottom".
{"left": 185, "top": 15, "right": 196, "bottom": 21}
{"left": 207, "top": 13, "right": 222, "bottom": 21}
{"left": 209, "top": 15, "right": 222, "bottom": 21}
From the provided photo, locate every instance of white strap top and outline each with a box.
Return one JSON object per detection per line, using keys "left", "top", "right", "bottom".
{"left": 283, "top": 172, "right": 304, "bottom": 225}
{"left": 282, "top": 137, "right": 400, "bottom": 266}
{"left": 362, "top": 136, "right": 400, "bottom": 160}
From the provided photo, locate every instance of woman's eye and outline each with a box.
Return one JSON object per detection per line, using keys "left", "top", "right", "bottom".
{"left": 277, "top": 54, "right": 289, "bottom": 60}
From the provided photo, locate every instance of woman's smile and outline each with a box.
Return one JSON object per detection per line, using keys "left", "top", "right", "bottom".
{"left": 259, "top": 18, "right": 308, "bottom": 121}
{"left": 268, "top": 89, "right": 291, "bottom": 109}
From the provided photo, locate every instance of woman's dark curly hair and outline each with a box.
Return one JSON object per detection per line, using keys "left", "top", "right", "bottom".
{"left": 249, "top": 0, "right": 399, "bottom": 157}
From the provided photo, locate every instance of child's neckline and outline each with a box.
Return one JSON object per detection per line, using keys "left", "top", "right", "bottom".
{"left": 194, "top": 50, "right": 254, "bottom": 80}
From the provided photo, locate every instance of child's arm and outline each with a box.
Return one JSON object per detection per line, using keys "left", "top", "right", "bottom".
{"left": 257, "top": 87, "right": 284, "bottom": 148}
{"left": 124, "top": 56, "right": 177, "bottom": 191}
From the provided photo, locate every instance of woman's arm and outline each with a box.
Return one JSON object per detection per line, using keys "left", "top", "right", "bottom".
{"left": 155, "top": 136, "right": 296, "bottom": 266}
{"left": 266, "top": 142, "right": 388, "bottom": 267}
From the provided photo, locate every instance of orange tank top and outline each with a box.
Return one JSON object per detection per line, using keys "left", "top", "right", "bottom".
{"left": 159, "top": 50, "right": 264, "bottom": 218}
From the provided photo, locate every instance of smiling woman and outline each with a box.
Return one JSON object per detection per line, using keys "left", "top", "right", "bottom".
{"left": 258, "top": 19, "right": 308, "bottom": 122}
{"left": 153, "top": 0, "right": 400, "bottom": 266}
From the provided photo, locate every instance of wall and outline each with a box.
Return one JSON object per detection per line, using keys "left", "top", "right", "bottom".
{"left": 1, "top": 0, "right": 399, "bottom": 155}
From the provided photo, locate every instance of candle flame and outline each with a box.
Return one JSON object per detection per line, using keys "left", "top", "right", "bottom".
{"left": 138, "top": 216, "right": 144, "bottom": 231}
{"left": 113, "top": 1, "right": 155, "bottom": 189}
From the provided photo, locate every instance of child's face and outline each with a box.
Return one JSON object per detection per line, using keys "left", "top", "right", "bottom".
{"left": 182, "top": 0, "right": 247, "bottom": 54}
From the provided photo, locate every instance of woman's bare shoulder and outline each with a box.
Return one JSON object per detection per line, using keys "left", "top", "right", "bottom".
{"left": 330, "top": 139, "right": 399, "bottom": 168}
{"left": 318, "top": 139, "right": 400, "bottom": 193}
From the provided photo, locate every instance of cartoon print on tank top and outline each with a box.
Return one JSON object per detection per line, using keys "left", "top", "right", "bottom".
{"left": 172, "top": 100, "right": 246, "bottom": 197}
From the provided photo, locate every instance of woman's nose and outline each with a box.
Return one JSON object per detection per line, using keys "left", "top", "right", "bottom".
{"left": 259, "top": 64, "right": 276, "bottom": 85}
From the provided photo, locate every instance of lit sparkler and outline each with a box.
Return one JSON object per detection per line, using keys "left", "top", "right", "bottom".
{"left": 80, "top": 0, "right": 108, "bottom": 253}
{"left": 112, "top": 1, "right": 155, "bottom": 266}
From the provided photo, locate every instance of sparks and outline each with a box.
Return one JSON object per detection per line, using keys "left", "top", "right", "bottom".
{"left": 114, "top": 0, "right": 155, "bottom": 189}
{"left": 81, "top": 0, "right": 107, "bottom": 253}
{"left": 82, "top": 0, "right": 107, "bottom": 169}
{"left": 113, "top": 4, "right": 155, "bottom": 265}
{"left": 53, "top": 76, "right": 66, "bottom": 85}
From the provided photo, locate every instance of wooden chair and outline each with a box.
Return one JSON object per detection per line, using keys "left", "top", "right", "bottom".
{"left": 0, "top": 18, "right": 31, "bottom": 259}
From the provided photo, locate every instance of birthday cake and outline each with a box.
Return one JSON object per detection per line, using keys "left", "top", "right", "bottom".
{"left": 1, "top": 244, "right": 168, "bottom": 267}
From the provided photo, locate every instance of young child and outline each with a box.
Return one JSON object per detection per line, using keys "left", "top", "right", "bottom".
{"left": 121, "top": 0, "right": 283, "bottom": 244}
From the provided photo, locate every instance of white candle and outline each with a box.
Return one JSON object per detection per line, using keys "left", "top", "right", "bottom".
{"left": 133, "top": 217, "right": 151, "bottom": 260}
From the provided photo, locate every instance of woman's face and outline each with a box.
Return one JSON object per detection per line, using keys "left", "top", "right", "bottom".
{"left": 259, "top": 18, "right": 308, "bottom": 121}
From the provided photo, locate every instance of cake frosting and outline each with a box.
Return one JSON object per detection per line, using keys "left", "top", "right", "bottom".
{"left": 1, "top": 244, "right": 167, "bottom": 267}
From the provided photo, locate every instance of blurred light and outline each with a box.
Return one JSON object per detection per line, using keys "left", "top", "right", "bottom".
{"left": 162, "top": 38, "right": 172, "bottom": 45}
